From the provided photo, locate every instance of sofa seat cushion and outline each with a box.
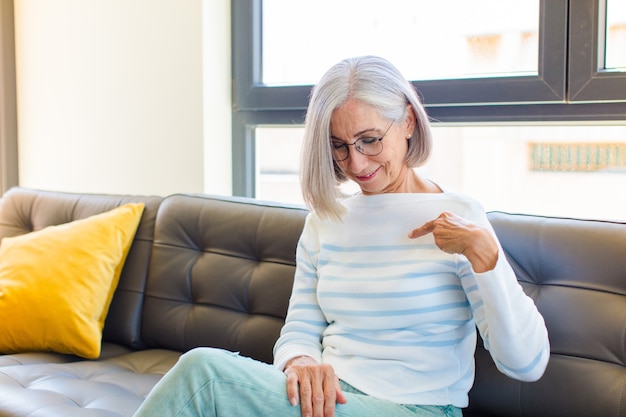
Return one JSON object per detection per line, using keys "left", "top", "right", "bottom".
{"left": 0, "top": 348, "right": 180, "bottom": 417}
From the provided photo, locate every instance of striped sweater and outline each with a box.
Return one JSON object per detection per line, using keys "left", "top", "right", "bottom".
{"left": 273, "top": 192, "right": 549, "bottom": 407}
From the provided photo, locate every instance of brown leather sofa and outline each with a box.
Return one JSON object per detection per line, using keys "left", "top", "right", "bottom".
{"left": 0, "top": 187, "right": 624, "bottom": 417}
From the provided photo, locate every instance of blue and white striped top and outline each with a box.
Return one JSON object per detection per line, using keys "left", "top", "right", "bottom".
{"left": 273, "top": 192, "right": 549, "bottom": 407}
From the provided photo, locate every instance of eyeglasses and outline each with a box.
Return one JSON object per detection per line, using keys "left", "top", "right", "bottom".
{"left": 331, "top": 120, "right": 395, "bottom": 162}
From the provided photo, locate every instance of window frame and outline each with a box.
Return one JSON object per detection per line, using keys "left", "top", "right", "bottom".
{"left": 234, "top": 0, "right": 569, "bottom": 111}
{"left": 569, "top": 0, "right": 626, "bottom": 102}
{"left": 231, "top": 0, "right": 626, "bottom": 197}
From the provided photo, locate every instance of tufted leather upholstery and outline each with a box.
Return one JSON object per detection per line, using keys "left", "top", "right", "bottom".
{"left": 140, "top": 194, "right": 307, "bottom": 363}
{"left": 1, "top": 187, "right": 625, "bottom": 417}
{"left": 0, "top": 348, "right": 180, "bottom": 417}
{"left": 466, "top": 212, "right": 626, "bottom": 417}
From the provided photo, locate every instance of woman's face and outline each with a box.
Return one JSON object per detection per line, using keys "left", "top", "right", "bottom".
{"left": 330, "top": 99, "right": 415, "bottom": 195}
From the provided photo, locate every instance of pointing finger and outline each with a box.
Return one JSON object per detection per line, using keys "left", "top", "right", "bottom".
{"left": 408, "top": 219, "right": 435, "bottom": 239}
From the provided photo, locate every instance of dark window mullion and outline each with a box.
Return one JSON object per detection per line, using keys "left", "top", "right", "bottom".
{"left": 569, "top": 0, "right": 626, "bottom": 102}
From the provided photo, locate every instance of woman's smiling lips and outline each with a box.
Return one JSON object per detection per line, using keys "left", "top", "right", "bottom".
{"left": 355, "top": 166, "right": 381, "bottom": 181}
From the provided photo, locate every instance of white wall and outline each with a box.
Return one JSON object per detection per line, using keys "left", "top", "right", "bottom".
{"left": 202, "top": 0, "right": 231, "bottom": 196}
{"left": 13, "top": 0, "right": 231, "bottom": 196}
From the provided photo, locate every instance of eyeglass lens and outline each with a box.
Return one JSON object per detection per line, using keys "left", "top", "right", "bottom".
{"left": 332, "top": 120, "right": 394, "bottom": 161}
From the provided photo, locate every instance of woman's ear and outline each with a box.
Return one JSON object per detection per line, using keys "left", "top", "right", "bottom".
{"left": 404, "top": 104, "right": 416, "bottom": 138}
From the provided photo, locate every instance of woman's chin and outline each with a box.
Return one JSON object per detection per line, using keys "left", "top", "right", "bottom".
{"left": 358, "top": 184, "right": 382, "bottom": 195}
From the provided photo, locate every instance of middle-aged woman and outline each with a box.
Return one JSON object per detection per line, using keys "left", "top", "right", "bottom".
{"left": 134, "top": 55, "right": 549, "bottom": 417}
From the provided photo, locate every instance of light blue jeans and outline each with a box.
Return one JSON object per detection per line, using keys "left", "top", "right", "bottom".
{"left": 133, "top": 348, "right": 462, "bottom": 417}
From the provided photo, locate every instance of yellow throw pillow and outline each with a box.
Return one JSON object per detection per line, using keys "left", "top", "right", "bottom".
{"left": 0, "top": 203, "right": 144, "bottom": 359}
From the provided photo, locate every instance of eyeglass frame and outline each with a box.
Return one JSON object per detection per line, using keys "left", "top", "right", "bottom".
{"left": 330, "top": 119, "right": 396, "bottom": 162}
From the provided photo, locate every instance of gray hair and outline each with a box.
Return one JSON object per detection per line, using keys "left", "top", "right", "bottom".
{"left": 300, "top": 55, "right": 433, "bottom": 221}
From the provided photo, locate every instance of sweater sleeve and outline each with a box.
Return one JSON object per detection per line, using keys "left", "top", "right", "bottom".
{"left": 273, "top": 214, "right": 328, "bottom": 371}
{"left": 459, "top": 202, "right": 550, "bottom": 382}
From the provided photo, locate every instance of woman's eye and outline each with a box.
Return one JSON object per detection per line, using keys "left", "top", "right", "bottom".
{"left": 359, "top": 137, "right": 378, "bottom": 145}
{"left": 332, "top": 142, "right": 346, "bottom": 149}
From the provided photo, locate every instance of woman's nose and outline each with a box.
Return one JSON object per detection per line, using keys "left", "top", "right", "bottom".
{"left": 346, "top": 146, "right": 370, "bottom": 172}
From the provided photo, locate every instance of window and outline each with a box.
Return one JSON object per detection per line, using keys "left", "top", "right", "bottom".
{"left": 262, "top": 1, "right": 539, "bottom": 85}
{"left": 233, "top": 0, "right": 626, "bottom": 220}
{"left": 605, "top": 0, "right": 626, "bottom": 70}
{"left": 234, "top": 0, "right": 568, "bottom": 112}
{"left": 255, "top": 124, "right": 626, "bottom": 220}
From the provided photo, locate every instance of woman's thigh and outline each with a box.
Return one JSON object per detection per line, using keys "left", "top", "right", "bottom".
{"left": 134, "top": 348, "right": 295, "bottom": 417}
{"left": 133, "top": 348, "right": 460, "bottom": 417}
{"left": 337, "top": 382, "right": 461, "bottom": 417}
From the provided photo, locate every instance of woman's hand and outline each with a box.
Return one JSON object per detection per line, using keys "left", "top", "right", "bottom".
{"left": 283, "top": 356, "right": 347, "bottom": 417}
{"left": 408, "top": 212, "right": 498, "bottom": 273}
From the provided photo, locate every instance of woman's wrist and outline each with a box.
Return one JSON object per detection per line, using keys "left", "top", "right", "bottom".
{"left": 463, "top": 228, "right": 499, "bottom": 273}
{"left": 283, "top": 355, "right": 315, "bottom": 371}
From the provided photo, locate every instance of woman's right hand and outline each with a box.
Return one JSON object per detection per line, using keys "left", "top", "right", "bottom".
{"left": 283, "top": 356, "right": 347, "bottom": 417}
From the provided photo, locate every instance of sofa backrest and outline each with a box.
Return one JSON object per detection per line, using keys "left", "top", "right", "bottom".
{"left": 0, "top": 187, "right": 163, "bottom": 349}
{"left": 140, "top": 194, "right": 308, "bottom": 363}
{"left": 467, "top": 212, "right": 626, "bottom": 417}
